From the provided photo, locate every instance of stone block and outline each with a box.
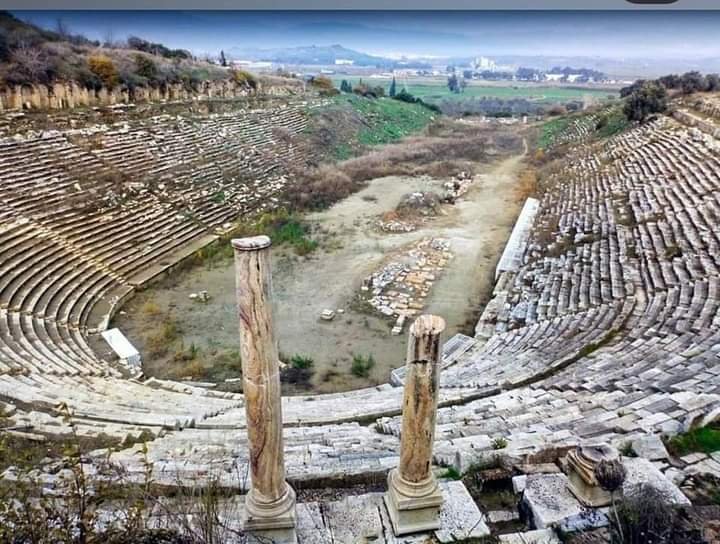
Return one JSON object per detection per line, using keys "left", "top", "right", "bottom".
{"left": 631, "top": 434, "right": 669, "bottom": 461}
{"left": 434, "top": 480, "right": 490, "bottom": 543}
{"left": 622, "top": 458, "right": 691, "bottom": 505}
{"left": 499, "top": 529, "right": 561, "bottom": 543}
{"left": 522, "top": 473, "right": 583, "bottom": 529}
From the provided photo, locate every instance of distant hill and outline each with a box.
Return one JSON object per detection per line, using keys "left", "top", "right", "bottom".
{"left": 229, "top": 44, "right": 430, "bottom": 69}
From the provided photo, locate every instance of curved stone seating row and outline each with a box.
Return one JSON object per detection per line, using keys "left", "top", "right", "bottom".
{"left": 2, "top": 100, "right": 720, "bottom": 491}
{"left": 0, "top": 100, "right": 319, "bottom": 380}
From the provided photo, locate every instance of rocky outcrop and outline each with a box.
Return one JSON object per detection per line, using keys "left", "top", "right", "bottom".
{"left": 0, "top": 78, "right": 302, "bottom": 111}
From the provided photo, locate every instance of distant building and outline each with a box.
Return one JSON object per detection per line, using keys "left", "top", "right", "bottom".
{"left": 472, "top": 56, "right": 497, "bottom": 72}
{"left": 231, "top": 60, "right": 272, "bottom": 70}
{"left": 546, "top": 73, "right": 565, "bottom": 82}
{"left": 335, "top": 59, "right": 354, "bottom": 65}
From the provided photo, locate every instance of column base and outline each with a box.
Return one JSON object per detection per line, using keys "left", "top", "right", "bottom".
{"left": 244, "top": 484, "right": 297, "bottom": 531}
{"left": 384, "top": 469, "right": 444, "bottom": 535}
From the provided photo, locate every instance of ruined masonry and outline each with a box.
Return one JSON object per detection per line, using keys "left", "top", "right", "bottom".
{"left": 0, "top": 94, "right": 720, "bottom": 537}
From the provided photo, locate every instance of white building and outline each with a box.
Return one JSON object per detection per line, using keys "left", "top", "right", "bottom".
{"left": 473, "top": 56, "right": 497, "bottom": 71}
{"left": 335, "top": 59, "right": 354, "bottom": 65}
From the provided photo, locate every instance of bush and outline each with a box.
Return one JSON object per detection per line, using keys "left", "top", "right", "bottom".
{"left": 290, "top": 354, "right": 314, "bottom": 369}
{"left": 285, "top": 164, "right": 356, "bottom": 211}
{"left": 612, "top": 484, "right": 695, "bottom": 544}
{"left": 666, "top": 424, "right": 720, "bottom": 456}
{"left": 350, "top": 353, "right": 375, "bottom": 378}
{"left": 133, "top": 53, "right": 158, "bottom": 82}
{"left": 353, "top": 82, "right": 385, "bottom": 98}
{"left": 623, "top": 81, "right": 668, "bottom": 122}
{"left": 491, "top": 437, "right": 508, "bottom": 450}
{"left": 231, "top": 69, "right": 257, "bottom": 89}
{"left": 88, "top": 54, "right": 119, "bottom": 88}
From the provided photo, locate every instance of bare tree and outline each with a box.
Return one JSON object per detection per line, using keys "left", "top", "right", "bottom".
{"left": 11, "top": 43, "right": 48, "bottom": 82}
{"left": 55, "top": 17, "right": 70, "bottom": 39}
{"left": 103, "top": 27, "right": 115, "bottom": 48}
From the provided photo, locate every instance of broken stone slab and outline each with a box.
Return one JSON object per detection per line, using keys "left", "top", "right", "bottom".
{"left": 522, "top": 473, "right": 606, "bottom": 530}
{"left": 622, "top": 458, "right": 691, "bottom": 505}
{"left": 435, "top": 480, "right": 490, "bottom": 543}
{"left": 631, "top": 434, "right": 669, "bottom": 461}
{"left": 499, "top": 528, "right": 561, "bottom": 544}
{"left": 294, "top": 480, "right": 487, "bottom": 543}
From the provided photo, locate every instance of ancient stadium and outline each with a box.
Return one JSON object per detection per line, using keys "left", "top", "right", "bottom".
{"left": 2, "top": 13, "right": 720, "bottom": 544}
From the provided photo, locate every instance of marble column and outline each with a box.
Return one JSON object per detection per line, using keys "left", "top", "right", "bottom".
{"left": 385, "top": 314, "right": 446, "bottom": 535}
{"left": 233, "top": 235, "right": 296, "bottom": 534}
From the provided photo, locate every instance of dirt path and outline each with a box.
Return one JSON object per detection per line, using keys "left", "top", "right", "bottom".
{"left": 114, "top": 144, "right": 527, "bottom": 393}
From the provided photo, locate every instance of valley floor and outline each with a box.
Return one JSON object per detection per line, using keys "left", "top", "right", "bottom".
{"left": 114, "top": 140, "right": 528, "bottom": 393}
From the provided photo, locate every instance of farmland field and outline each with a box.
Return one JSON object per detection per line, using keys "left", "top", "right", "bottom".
{"left": 330, "top": 76, "right": 618, "bottom": 103}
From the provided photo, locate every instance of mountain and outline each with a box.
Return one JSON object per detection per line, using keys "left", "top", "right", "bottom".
{"left": 227, "top": 44, "right": 429, "bottom": 69}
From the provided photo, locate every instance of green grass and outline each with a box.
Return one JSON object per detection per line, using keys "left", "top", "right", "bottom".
{"left": 666, "top": 425, "right": 720, "bottom": 457}
{"left": 441, "top": 466, "right": 462, "bottom": 480}
{"left": 333, "top": 77, "right": 616, "bottom": 104}
{"left": 290, "top": 354, "right": 314, "bottom": 370}
{"left": 350, "top": 353, "right": 376, "bottom": 378}
{"left": 538, "top": 116, "right": 572, "bottom": 148}
{"left": 595, "top": 108, "right": 630, "bottom": 138}
{"left": 336, "top": 94, "right": 437, "bottom": 147}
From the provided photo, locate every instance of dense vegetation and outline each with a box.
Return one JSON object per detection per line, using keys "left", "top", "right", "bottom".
{"left": 620, "top": 71, "right": 720, "bottom": 122}
{"left": 0, "top": 11, "right": 247, "bottom": 91}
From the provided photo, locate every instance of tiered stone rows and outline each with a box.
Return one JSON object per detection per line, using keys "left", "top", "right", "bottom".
{"left": 0, "top": 100, "right": 321, "bottom": 434}
{"left": 2, "top": 100, "right": 720, "bottom": 491}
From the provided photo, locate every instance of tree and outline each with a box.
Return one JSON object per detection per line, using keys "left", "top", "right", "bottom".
{"left": 0, "top": 33, "right": 10, "bottom": 63}
{"left": 220, "top": 50, "right": 227, "bottom": 67}
{"left": 447, "top": 73, "right": 460, "bottom": 93}
{"left": 707, "top": 73, "right": 720, "bottom": 92}
{"left": 680, "top": 71, "right": 708, "bottom": 94}
{"left": 133, "top": 53, "right": 158, "bottom": 82}
{"left": 658, "top": 74, "right": 681, "bottom": 89}
{"left": 88, "top": 55, "right": 119, "bottom": 88}
{"left": 340, "top": 79, "right": 352, "bottom": 93}
{"left": 11, "top": 43, "right": 50, "bottom": 83}
{"left": 623, "top": 81, "right": 668, "bottom": 122}
{"left": 55, "top": 17, "right": 70, "bottom": 39}
{"left": 389, "top": 76, "right": 396, "bottom": 97}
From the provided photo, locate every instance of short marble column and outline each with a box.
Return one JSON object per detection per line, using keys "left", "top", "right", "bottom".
{"left": 232, "top": 235, "right": 296, "bottom": 536}
{"left": 385, "top": 314, "right": 446, "bottom": 535}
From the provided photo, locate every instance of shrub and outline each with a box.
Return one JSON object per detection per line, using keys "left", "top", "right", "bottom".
{"left": 231, "top": 69, "right": 257, "bottom": 89}
{"left": 623, "top": 81, "right": 668, "bottom": 122}
{"left": 611, "top": 484, "right": 694, "bottom": 544}
{"left": 666, "top": 424, "right": 720, "bottom": 456}
{"left": 310, "top": 76, "right": 340, "bottom": 97}
{"left": 350, "top": 353, "right": 375, "bottom": 378}
{"left": 491, "top": 437, "right": 508, "bottom": 450}
{"left": 290, "top": 354, "right": 314, "bottom": 370}
{"left": 140, "top": 300, "right": 161, "bottom": 316}
{"left": 285, "top": 165, "right": 356, "bottom": 211}
{"left": 88, "top": 54, "right": 119, "bottom": 88}
{"left": 133, "top": 53, "right": 158, "bottom": 81}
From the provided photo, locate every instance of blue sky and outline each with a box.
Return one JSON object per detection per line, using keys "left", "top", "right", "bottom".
{"left": 13, "top": 10, "right": 720, "bottom": 60}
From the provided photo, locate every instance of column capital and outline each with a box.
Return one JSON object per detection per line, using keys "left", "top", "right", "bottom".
{"left": 232, "top": 235, "right": 272, "bottom": 251}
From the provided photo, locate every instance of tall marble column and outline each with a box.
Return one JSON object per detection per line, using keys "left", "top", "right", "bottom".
{"left": 232, "top": 235, "right": 296, "bottom": 534}
{"left": 385, "top": 314, "right": 446, "bottom": 535}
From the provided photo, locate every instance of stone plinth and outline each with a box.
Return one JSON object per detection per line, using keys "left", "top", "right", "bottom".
{"left": 565, "top": 445, "right": 618, "bottom": 507}
{"left": 385, "top": 315, "right": 446, "bottom": 535}
{"left": 233, "top": 235, "right": 296, "bottom": 534}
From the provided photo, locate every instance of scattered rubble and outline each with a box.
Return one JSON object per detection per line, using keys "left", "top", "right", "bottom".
{"left": 359, "top": 238, "right": 452, "bottom": 334}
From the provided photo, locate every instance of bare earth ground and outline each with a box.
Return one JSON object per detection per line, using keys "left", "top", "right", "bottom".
{"left": 114, "top": 146, "right": 526, "bottom": 393}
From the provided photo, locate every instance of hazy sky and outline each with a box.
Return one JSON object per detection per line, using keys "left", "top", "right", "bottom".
{"left": 13, "top": 10, "right": 720, "bottom": 60}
